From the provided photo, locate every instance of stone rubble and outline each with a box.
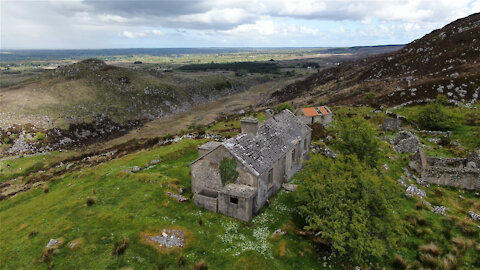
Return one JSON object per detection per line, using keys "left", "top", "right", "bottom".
{"left": 432, "top": 205, "right": 447, "bottom": 215}
{"left": 166, "top": 191, "right": 188, "bottom": 202}
{"left": 406, "top": 184, "right": 426, "bottom": 198}
{"left": 148, "top": 229, "right": 185, "bottom": 248}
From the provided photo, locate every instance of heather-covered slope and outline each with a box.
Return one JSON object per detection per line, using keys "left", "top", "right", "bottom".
{"left": 270, "top": 13, "right": 480, "bottom": 107}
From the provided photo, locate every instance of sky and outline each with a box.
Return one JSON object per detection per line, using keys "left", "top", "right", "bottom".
{"left": 1, "top": 0, "right": 479, "bottom": 49}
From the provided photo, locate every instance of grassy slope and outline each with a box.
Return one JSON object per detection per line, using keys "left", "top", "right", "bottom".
{"left": 0, "top": 151, "right": 78, "bottom": 182}
{"left": 1, "top": 105, "right": 479, "bottom": 269}
{"left": 0, "top": 139, "right": 321, "bottom": 270}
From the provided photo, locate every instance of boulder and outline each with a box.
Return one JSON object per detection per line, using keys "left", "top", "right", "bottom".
{"left": 394, "top": 131, "right": 419, "bottom": 153}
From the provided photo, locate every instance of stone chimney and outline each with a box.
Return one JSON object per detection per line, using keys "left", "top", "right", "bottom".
{"left": 240, "top": 117, "right": 259, "bottom": 136}
{"left": 265, "top": 109, "right": 274, "bottom": 120}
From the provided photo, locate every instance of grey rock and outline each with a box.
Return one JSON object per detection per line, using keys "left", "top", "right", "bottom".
{"left": 132, "top": 166, "right": 141, "bottom": 172}
{"left": 394, "top": 131, "right": 419, "bottom": 153}
{"left": 432, "top": 205, "right": 447, "bottom": 215}
{"left": 166, "top": 191, "right": 188, "bottom": 202}
{"left": 282, "top": 183, "right": 298, "bottom": 192}
{"left": 150, "top": 159, "right": 160, "bottom": 165}
{"left": 406, "top": 184, "right": 426, "bottom": 198}
{"left": 469, "top": 211, "right": 480, "bottom": 221}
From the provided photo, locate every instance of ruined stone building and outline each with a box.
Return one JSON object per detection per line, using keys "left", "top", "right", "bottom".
{"left": 190, "top": 110, "right": 312, "bottom": 221}
{"left": 296, "top": 106, "right": 333, "bottom": 125}
{"left": 410, "top": 148, "right": 480, "bottom": 190}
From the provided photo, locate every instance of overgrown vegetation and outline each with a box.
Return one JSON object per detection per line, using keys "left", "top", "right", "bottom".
{"left": 275, "top": 102, "right": 294, "bottom": 113}
{"left": 417, "top": 96, "right": 457, "bottom": 131}
{"left": 296, "top": 154, "right": 405, "bottom": 265}
{"left": 219, "top": 157, "right": 239, "bottom": 185}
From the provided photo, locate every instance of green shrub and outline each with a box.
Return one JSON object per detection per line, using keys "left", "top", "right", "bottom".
{"left": 219, "top": 157, "right": 238, "bottom": 185}
{"left": 364, "top": 92, "right": 376, "bottom": 100}
{"left": 275, "top": 103, "right": 293, "bottom": 113}
{"left": 417, "top": 102, "right": 455, "bottom": 131}
{"left": 296, "top": 154, "right": 405, "bottom": 264}
{"left": 35, "top": 132, "right": 46, "bottom": 140}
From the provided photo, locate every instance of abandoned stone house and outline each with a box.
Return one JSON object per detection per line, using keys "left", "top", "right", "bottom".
{"left": 296, "top": 106, "right": 333, "bottom": 125}
{"left": 410, "top": 148, "right": 480, "bottom": 190}
{"left": 190, "top": 109, "right": 312, "bottom": 221}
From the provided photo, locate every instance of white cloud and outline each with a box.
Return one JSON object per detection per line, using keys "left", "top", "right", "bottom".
{"left": 121, "top": 29, "right": 164, "bottom": 39}
{"left": 1, "top": 0, "right": 479, "bottom": 48}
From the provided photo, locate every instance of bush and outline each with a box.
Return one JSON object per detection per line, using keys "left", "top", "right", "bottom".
{"left": 364, "top": 92, "right": 376, "bottom": 100}
{"left": 296, "top": 154, "right": 405, "bottom": 264}
{"left": 35, "top": 132, "right": 46, "bottom": 140}
{"left": 332, "top": 117, "right": 380, "bottom": 167}
{"left": 275, "top": 103, "right": 293, "bottom": 113}
{"left": 86, "top": 197, "right": 95, "bottom": 206}
{"left": 417, "top": 102, "right": 455, "bottom": 131}
{"left": 219, "top": 157, "right": 238, "bottom": 185}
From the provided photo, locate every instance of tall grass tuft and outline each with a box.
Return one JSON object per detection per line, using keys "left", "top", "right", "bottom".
{"left": 420, "top": 253, "right": 438, "bottom": 268}
{"left": 193, "top": 260, "right": 208, "bottom": 270}
{"left": 393, "top": 254, "right": 408, "bottom": 269}
{"left": 419, "top": 243, "right": 440, "bottom": 256}
{"left": 112, "top": 237, "right": 128, "bottom": 256}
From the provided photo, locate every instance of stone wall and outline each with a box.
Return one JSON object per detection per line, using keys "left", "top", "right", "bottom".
{"left": 218, "top": 193, "right": 254, "bottom": 222}
{"left": 194, "top": 192, "right": 218, "bottom": 213}
{"left": 423, "top": 167, "right": 480, "bottom": 190}
{"left": 411, "top": 149, "right": 480, "bottom": 190}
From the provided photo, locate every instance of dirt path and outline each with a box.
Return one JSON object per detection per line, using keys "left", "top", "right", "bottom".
{"left": 92, "top": 77, "right": 301, "bottom": 150}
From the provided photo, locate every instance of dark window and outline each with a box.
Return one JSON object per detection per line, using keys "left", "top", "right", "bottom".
{"left": 292, "top": 149, "right": 296, "bottom": 163}
{"left": 304, "top": 139, "right": 308, "bottom": 150}
{"left": 230, "top": 197, "right": 238, "bottom": 204}
{"left": 268, "top": 169, "right": 273, "bottom": 186}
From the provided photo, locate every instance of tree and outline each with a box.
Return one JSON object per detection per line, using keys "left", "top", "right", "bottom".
{"left": 332, "top": 117, "right": 380, "bottom": 167}
{"left": 296, "top": 154, "right": 405, "bottom": 265}
{"left": 275, "top": 102, "right": 293, "bottom": 113}
{"left": 219, "top": 157, "right": 238, "bottom": 185}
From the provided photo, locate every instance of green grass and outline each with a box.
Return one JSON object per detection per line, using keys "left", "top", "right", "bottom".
{"left": 0, "top": 139, "right": 322, "bottom": 269}
{"left": 0, "top": 151, "right": 78, "bottom": 182}
{"left": 393, "top": 103, "right": 480, "bottom": 149}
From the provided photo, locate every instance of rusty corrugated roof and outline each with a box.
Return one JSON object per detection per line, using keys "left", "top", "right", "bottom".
{"left": 301, "top": 107, "right": 319, "bottom": 117}
{"left": 317, "top": 106, "right": 328, "bottom": 115}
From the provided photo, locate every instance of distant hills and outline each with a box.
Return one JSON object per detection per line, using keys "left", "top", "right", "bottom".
{"left": 0, "top": 59, "right": 262, "bottom": 129}
{"left": 0, "top": 46, "right": 402, "bottom": 62}
{"left": 270, "top": 13, "right": 480, "bottom": 107}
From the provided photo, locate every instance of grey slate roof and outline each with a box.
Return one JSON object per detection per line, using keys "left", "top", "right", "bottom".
{"left": 223, "top": 109, "right": 311, "bottom": 176}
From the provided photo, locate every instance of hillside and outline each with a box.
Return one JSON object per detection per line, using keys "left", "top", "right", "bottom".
{"left": 0, "top": 59, "right": 274, "bottom": 156}
{"left": 269, "top": 13, "right": 480, "bottom": 107}
{"left": 0, "top": 59, "right": 268, "bottom": 129}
